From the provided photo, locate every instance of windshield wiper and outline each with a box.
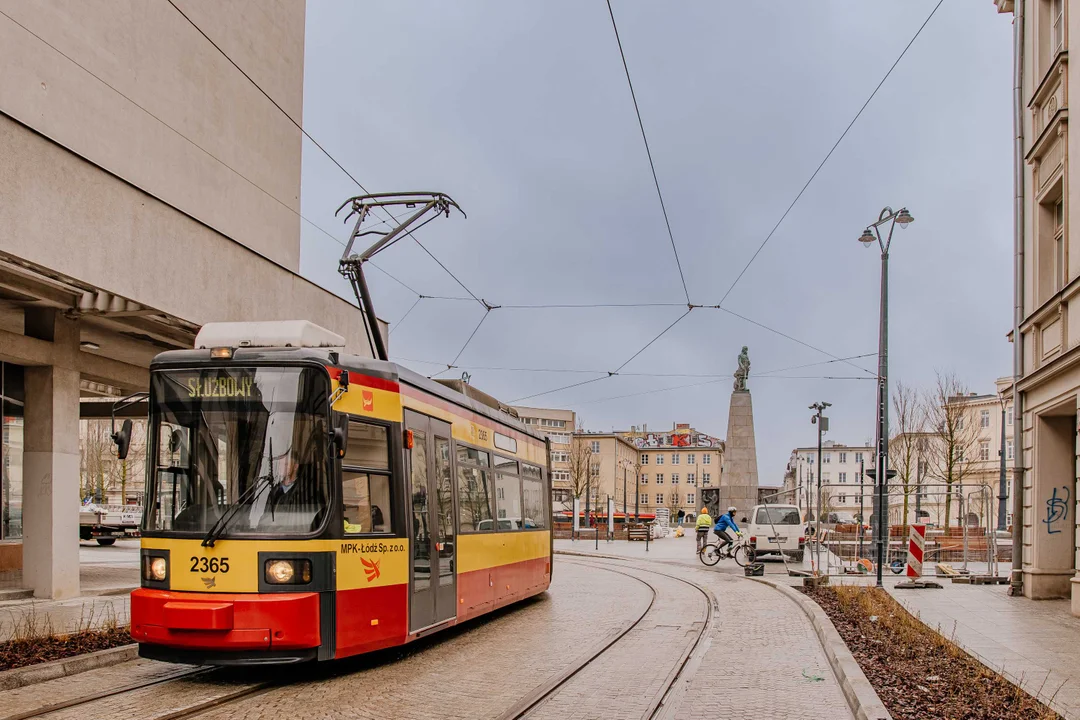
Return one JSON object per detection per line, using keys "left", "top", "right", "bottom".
{"left": 201, "top": 474, "right": 272, "bottom": 548}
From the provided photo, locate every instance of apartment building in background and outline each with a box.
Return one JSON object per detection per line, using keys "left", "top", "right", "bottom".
{"left": 511, "top": 405, "right": 576, "bottom": 508}
{"left": 783, "top": 441, "right": 875, "bottom": 522}
{"left": 572, "top": 432, "right": 640, "bottom": 515}
{"left": 783, "top": 381, "right": 1015, "bottom": 528}
{"left": 619, "top": 424, "right": 724, "bottom": 522}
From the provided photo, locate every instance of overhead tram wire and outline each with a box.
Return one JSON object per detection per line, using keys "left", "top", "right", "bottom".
{"left": 507, "top": 307, "right": 694, "bottom": 403}
{"left": 716, "top": 0, "right": 945, "bottom": 307}
{"left": 167, "top": 0, "right": 490, "bottom": 310}
{"left": 605, "top": 0, "right": 691, "bottom": 305}
{"left": 157, "top": 1, "right": 893, "bottom": 386}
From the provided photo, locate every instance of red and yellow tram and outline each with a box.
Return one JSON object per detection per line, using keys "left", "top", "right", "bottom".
{"left": 127, "top": 322, "right": 552, "bottom": 665}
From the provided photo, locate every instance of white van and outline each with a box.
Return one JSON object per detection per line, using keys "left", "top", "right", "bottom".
{"left": 746, "top": 504, "right": 805, "bottom": 561}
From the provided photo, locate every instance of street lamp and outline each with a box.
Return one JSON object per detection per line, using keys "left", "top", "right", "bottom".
{"left": 810, "top": 401, "right": 831, "bottom": 576}
{"left": 858, "top": 205, "right": 914, "bottom": 587}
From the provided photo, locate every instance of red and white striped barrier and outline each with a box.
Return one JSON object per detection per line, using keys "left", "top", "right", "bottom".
{"left": 906, "top": 524, "right": 926, "bottom": 578}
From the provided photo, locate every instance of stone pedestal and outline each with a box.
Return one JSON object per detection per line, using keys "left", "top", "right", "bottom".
{"left": 724, "top": 390, "right": 759, "bottom": 517}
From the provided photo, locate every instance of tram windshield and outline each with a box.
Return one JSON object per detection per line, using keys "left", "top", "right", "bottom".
{"left": 146, "top": 366, "right": 330, "bottom": 536}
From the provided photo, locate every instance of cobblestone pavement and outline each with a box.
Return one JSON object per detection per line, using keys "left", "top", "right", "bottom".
{"left": 7, "top": 555, "right": 856, "bottom": 720}
{"left": 526, "top": 561, "right": 708, "bottom": 720}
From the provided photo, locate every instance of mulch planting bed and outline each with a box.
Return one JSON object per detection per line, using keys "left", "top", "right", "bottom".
{"left": 0, "top": 627, "right": 131, "bottom": 671}
{"left": 801, "top": 585, "right": 1061, "bottom": 720}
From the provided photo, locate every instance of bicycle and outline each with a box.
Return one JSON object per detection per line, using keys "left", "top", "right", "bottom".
{"left": 698, "top": 532, "right": 756, "bottom": 567}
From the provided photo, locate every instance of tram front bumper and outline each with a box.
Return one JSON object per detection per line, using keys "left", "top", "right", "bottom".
{"left": 131, "top": 588, "right": 321, "bottom": 651}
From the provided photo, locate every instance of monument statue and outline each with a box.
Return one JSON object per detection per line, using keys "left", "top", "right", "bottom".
{"left": 733, "top": 346, "right": 750, "bottom": 392}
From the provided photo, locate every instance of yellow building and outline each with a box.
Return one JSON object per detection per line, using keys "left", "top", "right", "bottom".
{"left": 618, "top": 424, "right": 724, "bottom": 522}
{"left": 573, "top": 432, "right": 640, "bottom": 518}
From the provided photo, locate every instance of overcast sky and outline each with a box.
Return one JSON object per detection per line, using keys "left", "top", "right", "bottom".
{"left": 298, "top": 1, "right": 1015, "bottom": 486}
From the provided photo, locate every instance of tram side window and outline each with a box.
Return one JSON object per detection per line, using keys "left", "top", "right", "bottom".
{"left": 343, "top": 473, "right": 391, "bottom": 534}
{"left": 521, "top": 463, "right": 546, "bottom": 529}
{"left": 494, "top": 471, "right": 522, "bottom": 531}
{"left": 342, "top": 421, "right": 392, "bottom": 534}
{"left": 457, "top": 451, "right": 494, "bottom": 532}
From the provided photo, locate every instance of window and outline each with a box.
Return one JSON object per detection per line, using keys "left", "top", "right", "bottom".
{"left": 980, "top": 410, "right": 990, "bottom": 428}
{"left": 671, "top": 453, "right": 680, "bottom": 464}
{"left": 687, "top": 473, "right": 696, "bottom": 486}
{"left": 342, "top": 422, "right": 392, "bottom": 534}
{"left": 548, "top": 432, "right": 571, "bottom": 445}
{"left": 672, "top": 473, "right": 679, "bottom": 484}
{"left": 1007, "top": 408, "right": 1014, "bottom": 426}
{"left": 539, "top": 418, "right": 566, "bottom": 429}
{"left": 553, "top": 488, "right": 570, "bottom": 503}
{"left": 838, "top": 452, "right": 847, "bottom": 464}
{"left": 641, "top": 454, "right": 649, "bottom": 465}
{"left": 552, "top": 470, "right": 570, "bottom": 482}
{"left": 1056, "top": 198, "right": 1066, "bottom": 290}
{"left": 955, "top": 447, "right": 966, "bottom": 462}
{"left": 655, "top": 455, "right": 664, "bottom": 465}
{"left": 655, "top": 494, "right": 664, "bottom": 505}
{"left": 823, "top": 453, "right": 831, "bottom": 464}
{"left": 957, "top": 416, "right": 965, "bottom": 430}
{"left": 550, "top": 451, "right": 569, "bottom": 463}
{"left": 590, "top": 462, "right": 600, "bottom": 477}
{"left": 702, "top": 454, "right": 711, "bottom": 465}
{"left": 639, "top": 493, "right": 649, "bottom": 504}
{"left": 687, "top": 493, "right": 695, "bottom": 505}
{"left": 590, "top": 441, "right": 600, "bottom": 453}
{"left": 1053, "top": 0, "right": 1064, "bottom": 54}
{"left": 521, "top": 463, "right": 546, "bottom": 529}
{"left": 688, "top": 453, "right": 696, "bottom": 464}
{"left": 656, "top": 473, "right": 664, "bottom": 484}
{"left": 839, "top": 472, "right": 847, "bottom": 483}
{"left": 1007, "top": 439, "right": 1015, "bottom": 460}
{"left": 854, "top": 452, "right": 863, "bottom": 464}
{"left": 640, "top": 473, "right": 648, "bottom": 484}
{"left": 838, "top": 494, "right": 847, "bottom": 504}
{"left": 754, "top": 507, "right": 800, "bottom": 525}
{"left": 702, "top": 472, "right": 711, "bottom": 485}
{"left": 494, "top": 461, "right": 522, "bottom": 528}
{"left": 979, "top": 440, "right": 991, "bottom": 461}
{"left": 457, "top": 446, "right": 493, "bottom": 532}
{"left": 806, "top": 454, "right": 815, "bottom": 465}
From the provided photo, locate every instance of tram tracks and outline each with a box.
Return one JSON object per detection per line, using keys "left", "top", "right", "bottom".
{"left": 498, "top": 559, "right": 717, "bottom": 720}
{"left": 2, "top": 665, "right": 278, "bottom": 720}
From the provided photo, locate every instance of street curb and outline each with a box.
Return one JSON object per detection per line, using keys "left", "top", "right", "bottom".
{"left": 0, "top": 643, "right": 138, "bottom": 691}
{"left": 750, "top": 578, "right": 893, "bottom": 720}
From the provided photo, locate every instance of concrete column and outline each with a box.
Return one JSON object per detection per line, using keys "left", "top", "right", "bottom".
{"left": 21, "top": 310, "right": 81, "bottom": 599}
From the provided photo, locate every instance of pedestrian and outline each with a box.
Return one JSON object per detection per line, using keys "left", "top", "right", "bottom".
{"left": 695, "top": 507, "right": 712, "bottom": 552}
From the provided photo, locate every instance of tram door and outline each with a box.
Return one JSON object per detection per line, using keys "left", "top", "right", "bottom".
{"left": 404, "top": 411, "right": 457, "bottom": 632}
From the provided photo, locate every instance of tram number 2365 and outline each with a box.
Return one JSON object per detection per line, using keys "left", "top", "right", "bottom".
{"left": 190, "top": 556, "right": 230, "bottom": 573}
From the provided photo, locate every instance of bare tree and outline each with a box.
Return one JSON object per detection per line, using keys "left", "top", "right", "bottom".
{"left": 889, "top": 381, "right": 924, "bottom": 531}
{"left": 925, "top": 371, "right": 981, "bottom": 528}
{"left": 566, "top": 424, "right": 594, "bottom": 515}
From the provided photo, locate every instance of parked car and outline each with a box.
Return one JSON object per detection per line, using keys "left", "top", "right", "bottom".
{"left": 746, "top": 504, "right": 805, "bottom": 561}
{"left": 79, "top": 503, "right": 141, "bottom": 545}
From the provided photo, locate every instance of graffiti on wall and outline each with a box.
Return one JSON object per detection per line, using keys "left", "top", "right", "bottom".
{"left": 630, "top": 433, "right": 719, "bottom": 449}
{"left": 1043, "top": 485, "right": 1070, "bottom": 535}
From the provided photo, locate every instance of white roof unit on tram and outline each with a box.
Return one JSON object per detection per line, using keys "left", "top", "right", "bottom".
{"left": 194, "top": 321, "right": 346, "bottom": 350}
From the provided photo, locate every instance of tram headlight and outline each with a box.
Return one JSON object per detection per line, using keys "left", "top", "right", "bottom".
{"left": 144, "top": 555, "right": 168, "bottom": 582}
{"left": 265, "top": 559, "right": 312, "bottom": 585}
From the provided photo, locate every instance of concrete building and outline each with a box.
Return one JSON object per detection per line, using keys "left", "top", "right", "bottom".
{"left": 995, "top": 0, "right": 1080, "bottom": 610}
{"left": 619, "top": 424, "right": 724, "bottom": 522}
{"left": 511, "top": 406, "right": 576, "bottom": 508}
{"left": 0, "top": 1, "right": 378, "bottom": 597}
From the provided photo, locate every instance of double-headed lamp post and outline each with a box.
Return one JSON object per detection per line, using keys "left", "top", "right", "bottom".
{"left": 858, "top": 206, "right": 914, "bottom": 587}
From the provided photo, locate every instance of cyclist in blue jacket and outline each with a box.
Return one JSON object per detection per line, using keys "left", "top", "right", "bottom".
{"left": 713, "top": 506, "right": 741, "bottom": 552}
